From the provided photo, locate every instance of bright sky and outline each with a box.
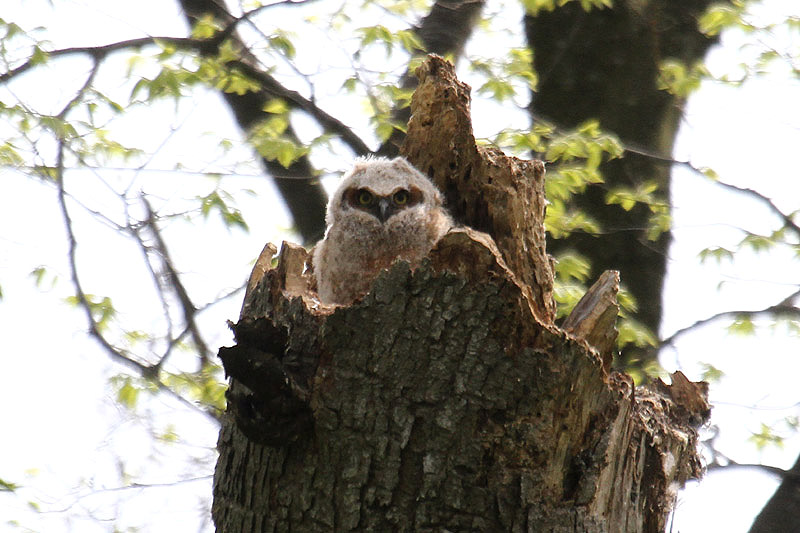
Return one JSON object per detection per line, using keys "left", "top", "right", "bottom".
{"left": 1, "top": 1, "right": 799, "bottom": 532}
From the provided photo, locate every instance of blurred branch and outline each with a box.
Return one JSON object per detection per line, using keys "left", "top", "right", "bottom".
{"left": 180, "top": 0, "right": 331, "bottom": 243}
{"left": 658, "top": 287, "right": 800, "bottom": 349}
{"left": 223, "top": 57, "right": 370, "bottom": 155}
{"left": 51, "top": 66, "right": 220, "bottom": 423}
{"left": 706, "top": 461, "right": 797, "bottom": 480}
{"left": 141, "top": 196, "right": 213, "bottom": 367}
{"left": 377, "top": 0, "right": 486, "bottom": 156}
{"left": 56, "top": 163, "right": 220, "bottom": 423}
{"left": 0, "top": 6, "right": 369, "bottom": 156}
{"left": 622, "top": 144, "right": 800, "bottom": 240}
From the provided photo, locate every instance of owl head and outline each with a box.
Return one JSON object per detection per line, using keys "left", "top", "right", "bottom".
{"left": 326, "top": 156, "right": 444, "bottom": 228}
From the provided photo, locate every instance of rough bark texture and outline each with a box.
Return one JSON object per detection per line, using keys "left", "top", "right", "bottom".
{"left": 401, "top": 56, "right": 555, "bottom": 325}
{"left": 525, "top": 0, "right": 720, "bottom": 367}
{"left": 212, "top": 56, "right": 708, "bottom": 533}
{"left": 562, "top": 270, "right": 620, "bottom": 373}
{"left": 378, "top": 0, "right": 486, "bottom": 157}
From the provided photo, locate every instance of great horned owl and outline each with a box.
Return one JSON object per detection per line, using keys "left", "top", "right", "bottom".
{"left": 313, "top": 156, "right": 453, "bottom": 305}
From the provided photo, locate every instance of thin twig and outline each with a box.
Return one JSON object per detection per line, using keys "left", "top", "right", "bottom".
{"left": 1, "top": 2, "right": 370, "bottom": 156}
{"left": 51, "top": 66, "right": 220, "bottom": 424}
{"left": 659, "top": 289, "right": 800, "bottom": 348}
{"left": 706, "top": 461, "right": 798, "bottom": 481}
{"left": 141, "top": 196, "right": 213, "bottom": 366}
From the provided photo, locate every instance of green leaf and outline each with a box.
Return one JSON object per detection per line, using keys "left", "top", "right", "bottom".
{"left": 262, "top": 98, "right": 289, "bottom": 114}
{"left": 699, "top": 362, "right": 725, "bottom": 382}
{"left": 698, "top": 246, "right": 734, "bottom": 264}
{"left": 162, "top": 365, "right": 226, "bottom": 411}
{"left": 699, "top": 3, "right": 745, "bottom": 36}
{"left": 658, "top": 59, "right": 709, "bottom": 98}
{"left": 342, "top": 76, "right": 358, "bottom": 92}
{"left": 0, "top": 142, "right": 23, "bottom": 166}
{"left": 553, "top": 282, "right": 588, "bottom": 319}
{"left": 39, "top": 115, "right": 78, "bottom": 140}
{"left": 30, "top": 45, "right": 49, "bottom": 66}
{"left": 748, "top": 423, "right": 784, "bottom": 451}
{"left": 545, "top": 200, "right": 601, "bottom": 239}
{"left": 617, "top": 318, "right": 658, "bottom": 349}
{"left": 64, "top": 294, "right": 116, "bottom": 331}
{"left": 30, "top": 266, "right": 47, "bottom": 287}
{"left": 605, "top": 181, "right": 664, "bottom": 214}
{"left": 123, "top": 330, "right": 150, "bottom": 346}
{"left": 118, "top": 381, "right": 140, "bottom": 409}
{"left": 158, "top": 425, "right": 180, "bottom": 443}
{"left": 727, "top": 314, "right": 756, "bottom": 336}
{"left": 0, "top": 477, "right": 19, "bottom": 492}
{"left": 740, "top": 232, "right": 775, "bottom": 253}
{"left": 478, "top": 78, "right": 517, "bottom": 101}
{"left": 197, "top": 190, "right": 250, "bottom": 231}
{"left": 646, "top": 210, "right": 671, "bottom": 241}
{"left": 220, "top": 69, "right": 260, "bottom": 95}
{"left": 521, "top": 0, "right": 556, "bottom": 15}
{"left": 357, "top": 24, "right": 394, "bottom": 55}
{"left": 545, "top": 165, "right": 603, "bottom": 202}
{"left": 191, "top": 14, "right": 220, "bottom": 39}
{"left": 617, "top": 288, "right": 638, "bottom": 314}
{"left": 396, "top": 29, "right": 425, "bottom": 54}
{"left": 269, "top": 32, "right": 297, "bottom": 59}
{"left": 553, "top": 251, "right": 591, "bottom": 282}
{"left": 255, "top": 137, "right": 307, "bottom": 168}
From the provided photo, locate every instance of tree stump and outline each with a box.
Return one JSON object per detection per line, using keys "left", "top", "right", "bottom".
{"left": 212, "top": 55, "right": 709, "bottom": 533}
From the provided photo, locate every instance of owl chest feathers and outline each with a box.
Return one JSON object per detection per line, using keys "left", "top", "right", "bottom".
{"left": 340, "top": 206, "right": 439, "bottom": 255}
{"left": 313, "top": 157, "right": 453, "bottom": 305}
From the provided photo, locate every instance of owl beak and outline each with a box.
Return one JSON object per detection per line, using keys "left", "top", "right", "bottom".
{"left": 377, "top": 198, "right": 392, "bottom": 223}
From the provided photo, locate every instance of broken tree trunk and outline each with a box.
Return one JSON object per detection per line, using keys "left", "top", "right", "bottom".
{"left": 212, "top": 55, "right": 709, "bottom": 532}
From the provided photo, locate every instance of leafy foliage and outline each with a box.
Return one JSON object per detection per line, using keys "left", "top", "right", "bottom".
{"left": 749, "top": 422, "right": 785, "bottom": 451}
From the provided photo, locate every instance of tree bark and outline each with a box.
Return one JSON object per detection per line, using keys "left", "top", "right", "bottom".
{"left": 212, "top": 56, "right": 708, "bottom": 532}
{"left": 377, "top": 0, "right": 486, "bottom": 157}
{"left": 525, "top": 0, "right": 720, "bottom": 367}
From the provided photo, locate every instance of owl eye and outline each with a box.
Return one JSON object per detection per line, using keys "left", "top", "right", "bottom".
{"left": 357, "top": 189, "right": 374, "bottom": 206}
{"left": 392, "top": 190, "right": 410, "bottom": 206}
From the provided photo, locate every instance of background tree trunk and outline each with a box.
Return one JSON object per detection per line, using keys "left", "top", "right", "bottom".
{"left": 525, "top": 0, "right": 719, "bottom": 367}
{"left": 212, "top": 56, "right": 708, "bottom": 533}
{"left": 749, "top": 455, "right": 800, "bottom": 533}
{"left": 179, "top": 0, "right": 486, "bottom": 243}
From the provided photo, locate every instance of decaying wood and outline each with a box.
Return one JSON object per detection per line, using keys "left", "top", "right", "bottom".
{"left": 401, "top": 55, "right": 555, "bottom": 325}
{"left": 242, "top": 242, "right": 276, "bottom": 314}
{"left": 212, "top": 55, "right": 709, "bottom": 533}
{"left": 562, "top": 270, "right": 620, "bottom": 372}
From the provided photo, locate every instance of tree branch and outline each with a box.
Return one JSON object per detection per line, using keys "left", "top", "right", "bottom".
{"left": 56, "top": 162, "right": 220, "bottom": 423}
{"left": 659, "top": 287, "right": 800, "bottom": 349}
{"left": 377, "top": 0, "right": 486, "bottom": 156}
{"left": 706, "top": 461, "right": 798, "bottom": 480}
{"left": 51, "top": 71, "right": 220, "bottom": 422}
{"left": 224, "top": 58, "right": 370, "bottom": 155}
{"left": 141, "top": 197, "right": 213, "bottom": 367}
{"left": 613, "top": 142, "right": 800, "bottom": 240}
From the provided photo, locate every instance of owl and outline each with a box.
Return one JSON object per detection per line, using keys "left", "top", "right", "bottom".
{"left": 313, "top": 156, "right": 453, "bottom": 306}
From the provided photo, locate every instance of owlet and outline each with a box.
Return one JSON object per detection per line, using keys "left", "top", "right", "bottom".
{"left": 313, "top": 156, "right": 453, "bottom": 305}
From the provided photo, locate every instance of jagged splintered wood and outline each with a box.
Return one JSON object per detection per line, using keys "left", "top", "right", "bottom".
{"left": 213, "top": 55, "right": 709, "bottom": 533}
